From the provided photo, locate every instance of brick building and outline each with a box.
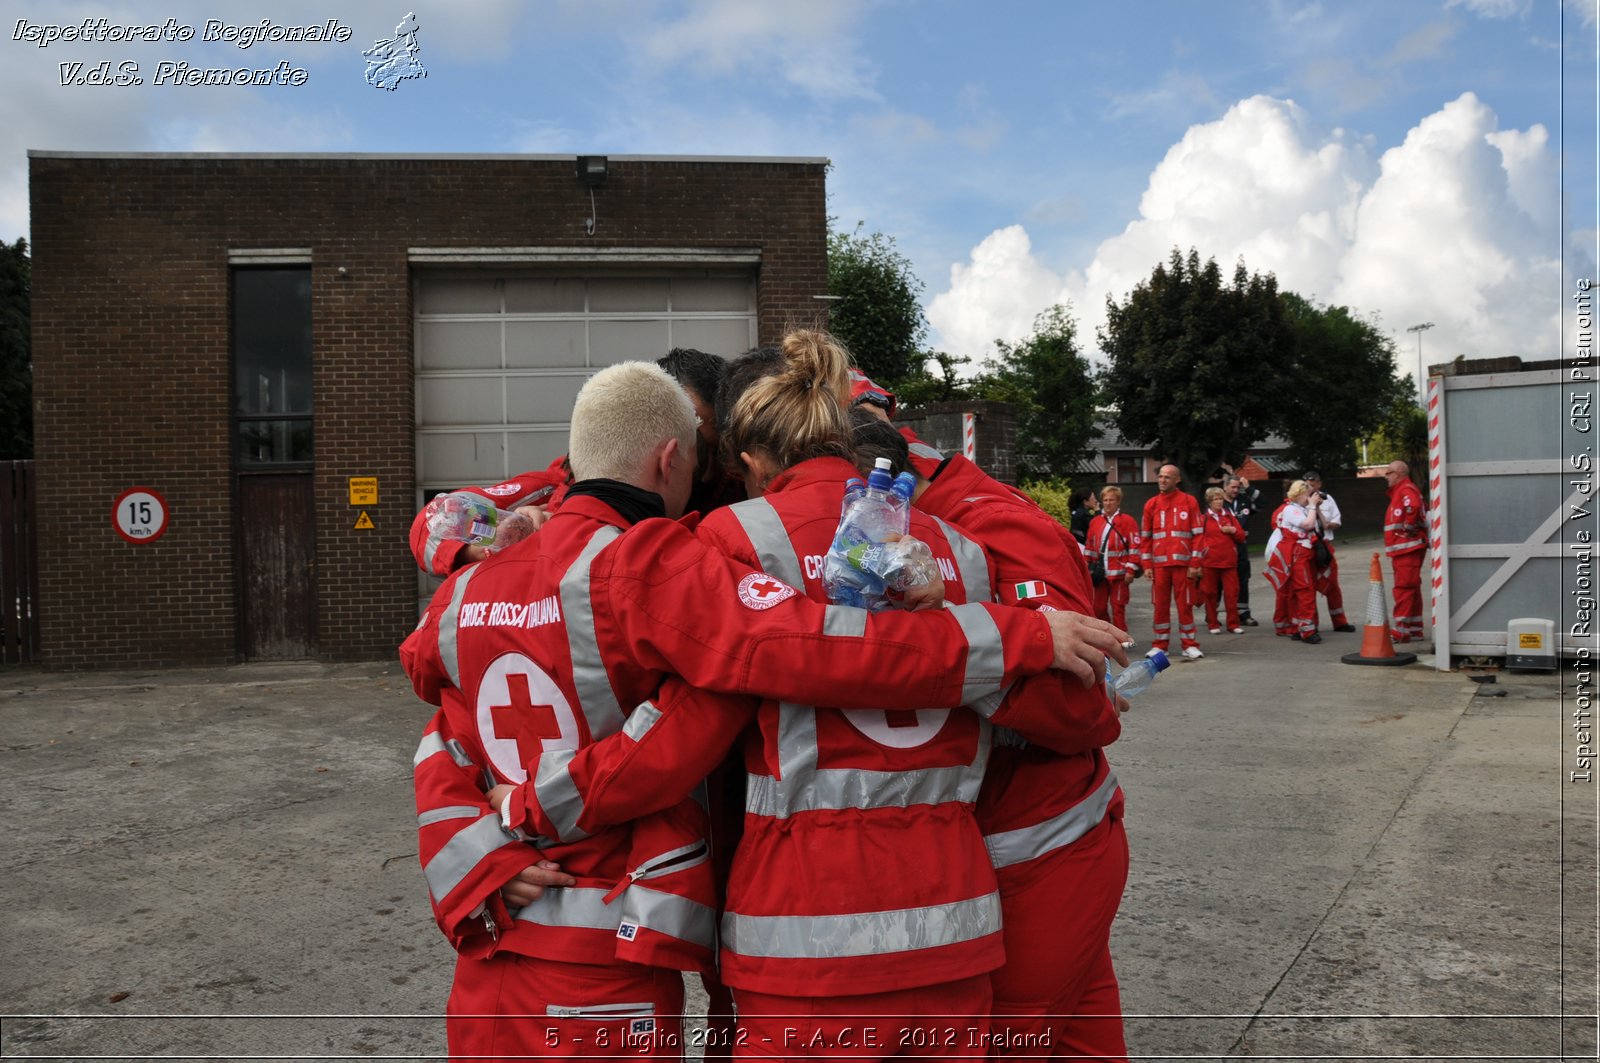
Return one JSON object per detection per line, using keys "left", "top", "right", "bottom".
{"left": 29, "top": 151, "right": 828, "bottom": 667}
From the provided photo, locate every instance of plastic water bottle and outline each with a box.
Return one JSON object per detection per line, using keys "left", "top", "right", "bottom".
{"left": 425, "top": 492, "right": 506, "bottom": 547}
{"left": 1110, "top": 650, "right": 1170, "bottom": 697}
{"left": 824, "top": 460, "right": 925, "bottom": 610}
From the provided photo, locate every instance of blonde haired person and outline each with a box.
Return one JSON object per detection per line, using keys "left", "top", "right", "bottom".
{"left": 1086, "top": 485, "right": 1141, "bottom": 635}
{"left": 1265, "top": 479, "right": 1322, "bottom": 643}
{"left": 517, "top": 330, "right": 1124, "bottom": 1059}
{"left": 568, "top": 361, "right": 699, "bottom": 485}
{"left": 1197, "top": 486, "right": 1247, "bottom": 634}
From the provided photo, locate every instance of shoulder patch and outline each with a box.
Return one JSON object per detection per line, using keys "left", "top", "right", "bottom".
{"left": 737, "top": 572, "right": 797, "bottom": 610}
{"left": 483, "top": 482, "right": 522, "bottom": 497}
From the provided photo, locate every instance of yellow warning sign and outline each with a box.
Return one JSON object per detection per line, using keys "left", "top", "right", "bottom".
{"left": 348, "top": 477, "right": 379, "bottom": 506}
{"left": 1518, "top": 632, "right": 1543, "bottom": 649}
{"left": 354, "top": 510, "right": 375, "bottom": 531}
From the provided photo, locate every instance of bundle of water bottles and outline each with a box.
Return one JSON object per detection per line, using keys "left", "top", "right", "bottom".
{"left": 821, "top": 458, "right": 941, "bottom": 611}
{"left": 423, "top": 492, "right": 536, "bottom": 553}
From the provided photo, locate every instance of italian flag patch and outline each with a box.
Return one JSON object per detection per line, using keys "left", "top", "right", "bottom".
{"left": 1014, "top": 580, "right": 1047, "bottom": 600}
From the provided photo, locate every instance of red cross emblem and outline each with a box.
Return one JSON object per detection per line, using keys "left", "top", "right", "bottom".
{"left": 737, "top": 572, "right": 795, "bottom": 611}
{"left": 488, "top": 671, "right": 563, "bottom": 768}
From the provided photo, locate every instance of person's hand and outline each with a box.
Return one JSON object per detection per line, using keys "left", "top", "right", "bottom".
{"left": 899, "top": 573, "right": 945, "bottom": 611}
{"left": 486, "top": 783, "right": 514, "bottom": 811}
{"left": 1188, "top": 566, "right": 1203, "bottom": 581}
{"left": 512, "top": 503, "right": 550, "bottom": 532}
{"left": 1041, "top": 611, "right": 1130, "bottom": 687}
{"left": 502, "top": 861, "right": 577, "bottom": 908}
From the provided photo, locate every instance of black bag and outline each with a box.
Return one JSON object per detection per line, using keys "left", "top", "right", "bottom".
{"left": 1312, "top": 537, "right": 1333, "bottom": 568}
{"left": 1088, "top": 558, "right": 1107, "bottom": 585}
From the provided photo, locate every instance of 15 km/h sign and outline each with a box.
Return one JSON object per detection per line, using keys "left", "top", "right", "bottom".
{"left": 113, "top": 486, "right": 169, "bottom": 544}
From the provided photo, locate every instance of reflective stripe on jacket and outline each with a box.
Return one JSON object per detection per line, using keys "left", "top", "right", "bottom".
{"left": 697, "top": 456, "right": 1007, "bottom": 998}
{"left": 1140, "top": 491, "right": 1205, "bottom": 566}
{"left": 1384, "top": 481, "right": 1427, "bottom": 556}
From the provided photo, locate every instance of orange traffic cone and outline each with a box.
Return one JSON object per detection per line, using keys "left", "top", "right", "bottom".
{"left": 1342, "top": 553, "right": 1417, "bottom": 666}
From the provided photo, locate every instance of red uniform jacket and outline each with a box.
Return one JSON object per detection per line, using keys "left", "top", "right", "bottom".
{"left": 507, "top": 458, "right": 1087, "bottom": 1000}
{"left": 1140, "top": 490, "right": 1206, "bottom": 568}
{"left": 911, "top": 454, "right": 1123, "bottom": 885}
{"left": 1086, "top": 511, "right": 1141, "bottom": 581}
{"left": 408, "top": 455, "right": 570, "bottom": 577}
{"left": 1385, "top": 480, "right": 1427, "bottom": 557}
{"left": 1197, "top": 507, "right": 1247, "bottom": 569}
{"left": 403, "top": 491, "right": 1065, "bottom": 973}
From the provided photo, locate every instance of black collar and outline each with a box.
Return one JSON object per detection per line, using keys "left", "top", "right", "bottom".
{"left": 563, "top": 479, "right": 667, "bottom": 525}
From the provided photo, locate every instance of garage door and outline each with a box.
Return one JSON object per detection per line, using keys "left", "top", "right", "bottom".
{"left": 414, "top": 271, "right": 757, "bottom": 494}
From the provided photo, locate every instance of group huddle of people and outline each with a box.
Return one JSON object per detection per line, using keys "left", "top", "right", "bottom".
{"left": 402, "top": 334, "right": 1136, "bottom": 1061}
{"left": 1070, "top": 461, "right": 1429, "bottom": 656}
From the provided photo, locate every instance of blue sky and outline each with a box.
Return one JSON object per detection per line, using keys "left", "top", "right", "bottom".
{"left": 1, "top": 0, "right": 1593, "bottom": 372}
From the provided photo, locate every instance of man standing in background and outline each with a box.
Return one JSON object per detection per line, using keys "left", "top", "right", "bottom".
{"left": 1383, "top": 461, "right": 1428, "bottom": 643}
{"left": 1141, "top": 464, "right": 1206, "bottom": 659}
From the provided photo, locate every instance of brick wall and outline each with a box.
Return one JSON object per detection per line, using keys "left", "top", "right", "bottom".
{"left": 30, "top": 153, "right": 828, "bottom": 666}
{"left": 898, "top": 401, "right": 1019, "bottom": 484}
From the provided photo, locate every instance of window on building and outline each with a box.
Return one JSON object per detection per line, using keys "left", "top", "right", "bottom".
{"left": 1115, "top": 456, "right": 1144, "bottom": 483}
{"left": 232, "top": 269, "right": 313, "bottom": 465}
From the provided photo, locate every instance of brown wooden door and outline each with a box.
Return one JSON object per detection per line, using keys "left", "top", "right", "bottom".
{"left": 237, "top": 473, "right": 317, "bottom": 659}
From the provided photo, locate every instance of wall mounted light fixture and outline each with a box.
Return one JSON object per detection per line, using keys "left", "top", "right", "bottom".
{"left": 577, "top": 155, "right": 607, "bottom": 236}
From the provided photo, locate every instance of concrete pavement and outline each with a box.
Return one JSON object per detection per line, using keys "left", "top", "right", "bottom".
{"left": 1, "top": 535, "right": 1594, "bottom": 1060}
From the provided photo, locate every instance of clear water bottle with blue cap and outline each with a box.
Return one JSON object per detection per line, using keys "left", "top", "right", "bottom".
{"left": 1109, "top": 649, "right": 1170, "bottom": 697}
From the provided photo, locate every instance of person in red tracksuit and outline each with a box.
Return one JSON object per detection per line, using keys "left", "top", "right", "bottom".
{"left": 1266, "top": 480, "right": 1323, "bottom": 644}
{"left": 401, "top": 362, "right": 1114, "bottom": 1061}
{"left": 506, "top": 336, "right": 1131, "bottom": 1061}
{"left": 1140, "top": 464, "right": 1207, "bottom": 659}
{"left": 1197, "top": 487, "right": 1247, "bottom": 634}
{"left": 849, "top": 414, "right": 1131, "bottom": 1061}
{"left": 1086, "top": 485, "right": 1141, "bottom": 635}
{"left": 1383, "top": 460, "right": 1428, "bottom": 643}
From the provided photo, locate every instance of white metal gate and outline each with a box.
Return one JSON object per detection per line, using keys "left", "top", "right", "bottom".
{"left": 1429, "top": 367, "right": 1590, "bottom": 666}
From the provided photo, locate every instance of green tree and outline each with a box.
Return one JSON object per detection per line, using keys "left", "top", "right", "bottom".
{"left": 1364, "top": 383, "right": 1428, "bottom": 484}
{"left": 0, "top": 238, "right": 30, "bottom": 460}
{"left": 826, "top": 223, "right": 928, "bottom": 387}
{"left": 891, "top": 350, "right": 973, "bottom": 407}
{"left": 1276, "top": 294, "right": 1408, "bottom": 475}
{"left": 1098, "top": 248, "right": 1289, "bottom": 488}
{"left": 973, "top": 303, "right": 1097, "bottom": 482}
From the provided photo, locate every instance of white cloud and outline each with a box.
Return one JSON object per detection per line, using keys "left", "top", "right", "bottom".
{"left": 926, "top": 92, "right": 1561, "bottom": 373}
{"left": 625, "top": 0, "right": 878, "bottom": 102}
{"left": 1333, "top": 93, "right": 1558, "bottom": 362}
{"left": 1447, "top": 0, "right": 1533, "bottom": 17}
{"left": 925, "top": 226, "right": 1072, "bottom": 360}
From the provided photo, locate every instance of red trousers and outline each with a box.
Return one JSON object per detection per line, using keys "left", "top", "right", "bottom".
{"left": 733, "top": 975, "right": 993, "bottom": 1061}
{"left": 1092, "top": 578, "right": 1131, "bottom": 632}
{"left": 1391, "top": 550, "right": 1425, "bottom": 640}
{"left": 446, "top": 954, "right": 684, "bottom": 1061}
{"left": 1272, "top": 550, "right": 1317, "bottom": 637}
{"left": 990, "top": 812, "right": 1130, "bottom": 1061}
{"left": 1199, "top": 568, "right": 1239, "bottom": 630}
{"left": 1149, "top": 567, "right": 1197, "bottom": 649}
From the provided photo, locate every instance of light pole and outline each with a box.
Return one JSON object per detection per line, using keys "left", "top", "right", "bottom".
{"left": 1406, "top": 322, "right": 1435, "bottom": 408}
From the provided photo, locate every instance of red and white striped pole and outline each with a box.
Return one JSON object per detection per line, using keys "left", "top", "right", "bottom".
{"left": 962, "top": 411, "right": 977, "bottom": 462}
{"left": 1426, "top": 375, "right": 1447, "bottom": 668}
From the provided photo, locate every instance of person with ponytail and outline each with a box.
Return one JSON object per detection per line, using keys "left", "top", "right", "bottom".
{"left": 692, "top": 329, "right": 1128, "bottom": 1058}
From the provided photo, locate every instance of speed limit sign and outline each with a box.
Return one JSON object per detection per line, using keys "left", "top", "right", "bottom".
{"left": 114, "top": 487, "right": 169, "bottom": 544}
